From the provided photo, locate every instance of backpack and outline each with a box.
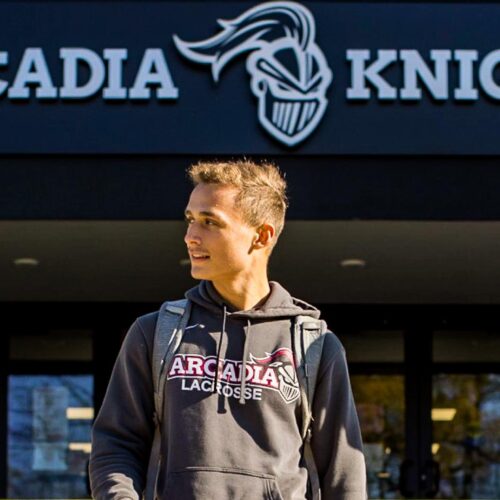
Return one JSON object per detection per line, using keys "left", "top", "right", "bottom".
{"left": 144, "top": 299, "right": 327, "bottom": 500}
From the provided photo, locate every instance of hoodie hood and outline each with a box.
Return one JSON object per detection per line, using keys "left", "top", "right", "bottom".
{"left": 185, "top": 280, "right": 321, "bottom": 320}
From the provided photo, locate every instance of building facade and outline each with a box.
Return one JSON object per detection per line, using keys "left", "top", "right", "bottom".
{"left": 1, "top": 1, "right": 499, "bottom": 498}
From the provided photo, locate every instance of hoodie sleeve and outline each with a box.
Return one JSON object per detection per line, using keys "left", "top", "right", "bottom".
{"left": 89, "top": 318, "right": 155, "bottom": 500}
{"left": 311, "top": 332, "right": 367, "bottom": 500}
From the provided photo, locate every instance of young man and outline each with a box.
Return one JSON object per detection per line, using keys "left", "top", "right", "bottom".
{"left": 89, "top": 160, "right": 366, "bottom": 499}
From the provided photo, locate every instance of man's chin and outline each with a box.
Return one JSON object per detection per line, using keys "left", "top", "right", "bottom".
{"left": 190, "top": 267, "right": 211, "bottom": 280}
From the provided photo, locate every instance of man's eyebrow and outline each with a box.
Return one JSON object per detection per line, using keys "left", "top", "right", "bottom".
{"left": 184, "top": 209, "right": 221, "bottom": 218}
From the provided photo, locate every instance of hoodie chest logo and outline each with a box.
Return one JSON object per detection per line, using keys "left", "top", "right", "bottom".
{"left": 167, "top": 347, "right": 300, "bottom": 404}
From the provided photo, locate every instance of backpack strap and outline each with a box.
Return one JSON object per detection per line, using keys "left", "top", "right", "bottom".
{"left": 152, "top": 299, "right": 191, "bottom": 424}
{"left": 293, "top": 315, "right": 327, "bottom": 500}
{"left": 144, "top": 299, "right": 191, "bottom": 500}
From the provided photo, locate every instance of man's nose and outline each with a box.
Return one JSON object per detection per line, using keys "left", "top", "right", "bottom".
{"left": 184, "top": 223, "right": 201, "bottom": 246}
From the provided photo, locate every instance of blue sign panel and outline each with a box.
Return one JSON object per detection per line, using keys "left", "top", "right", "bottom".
{"left": 1, "top": 2, "right": 500, "bottom": 154}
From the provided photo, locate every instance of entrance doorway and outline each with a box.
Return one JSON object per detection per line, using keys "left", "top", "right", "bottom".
{"left": 332, "top": 313, "right": 500, "bottom": 500}
{"left": 1, "top": 303, "right": 499, "bottom": 499}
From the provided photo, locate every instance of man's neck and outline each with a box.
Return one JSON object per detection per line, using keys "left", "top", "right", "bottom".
{"left": 212, "top": 274, "right": 271, "bottom": 311}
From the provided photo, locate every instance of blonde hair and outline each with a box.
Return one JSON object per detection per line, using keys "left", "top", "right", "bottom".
{"left": 187, "top": 159, "right": 288, "bottom": 238}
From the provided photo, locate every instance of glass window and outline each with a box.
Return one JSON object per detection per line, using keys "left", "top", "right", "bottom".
{"left": 10, "top": 329, "right": 92, "bottom": 361}
{"left": 351, "top": 375, "right": 405, "bottom": 499}
{"left": 8, "top": 375, "right": 93, "bottom": 499}
{"left": 337, "top": 331, "right": 404, "bottom": 363}
{"left": 432, "top": 374, "right": 500, "bottom": 499}
{"left": 433, "top": 331, "right": 499, "bottom": 363}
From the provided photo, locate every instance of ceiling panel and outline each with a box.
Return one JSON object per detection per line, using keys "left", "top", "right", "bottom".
{"left": 1, "top": 220, "right": 499, "bottom": 304}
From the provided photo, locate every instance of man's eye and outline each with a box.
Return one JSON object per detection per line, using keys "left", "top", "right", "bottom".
{"left": 185, "top": 217, "right": 194, "bottom": 224}
{"left": 204, "top": 219, "right": 216, "bottom": 226}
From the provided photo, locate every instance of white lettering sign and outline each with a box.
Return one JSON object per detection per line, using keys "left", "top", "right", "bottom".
{"left": 60, "top": 48, "right": 106, "bottom": 99}
{"left": 8, "top": 48, "right": 57, "bottom": 99}
{"left": 346, "top": 49, "right": 500, "bottom": 101}
{"left": 0, "top": 0, "right": 499, "bottom": 152}
{"left": 0, "top": 47, "right": 178, "bottom": 100}
{"left": 347, "top": 49, "right": 397, "bottom": 99}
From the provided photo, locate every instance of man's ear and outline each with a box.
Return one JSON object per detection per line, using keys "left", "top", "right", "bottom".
{"left": 253, "top": 223, "right": 276, "bottom": 250}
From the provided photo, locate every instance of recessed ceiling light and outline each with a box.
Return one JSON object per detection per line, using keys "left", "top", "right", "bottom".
{"left": 179, "top": 258, "right": 191, "bottom": 266}
{"left": 13, "top": 257, "right": 40, "bottom": 267}
{"left": 340, "top": 258, "right": 366, "bottom": 269}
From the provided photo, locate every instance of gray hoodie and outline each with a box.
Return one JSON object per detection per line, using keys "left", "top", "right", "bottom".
{"left": 89, "top": 281, "right": 366, "bottom": 499}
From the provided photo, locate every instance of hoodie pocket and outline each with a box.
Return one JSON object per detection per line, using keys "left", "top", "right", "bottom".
{"left": 163, "top": 466, "right": 284, "bottom": 500}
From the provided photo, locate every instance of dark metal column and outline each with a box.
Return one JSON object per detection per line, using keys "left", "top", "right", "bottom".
{"left": 0, "top": 328, "right": 8, "bottom": 497}
{"left": 401, "top": 326, "right": 434, "bottom": 498}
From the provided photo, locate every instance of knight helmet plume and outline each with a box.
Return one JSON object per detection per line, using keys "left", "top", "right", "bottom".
{"left": 173, "top": 2, "right": 315, "bottom": 82}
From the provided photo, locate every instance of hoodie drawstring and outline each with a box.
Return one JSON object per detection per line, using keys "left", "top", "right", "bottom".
{"left": 213, "top": 304, "right": 227, "bottom": 393}
{"left": 213, "top": 305, "right": 251, "bottom": 404}
{"left": 239, "top": 319, "right": 252, "bottom": 404}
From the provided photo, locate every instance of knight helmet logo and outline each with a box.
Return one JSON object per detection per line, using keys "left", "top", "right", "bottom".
{"left": 250, "top": 348, "right": 300, "bottom": 404}
{"left": 173, "top": 1, "right": 333, "bottom": 147}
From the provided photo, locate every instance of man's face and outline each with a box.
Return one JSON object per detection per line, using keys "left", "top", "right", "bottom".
{"left": 184, "top": 183, "right": 259, "bottom": 285}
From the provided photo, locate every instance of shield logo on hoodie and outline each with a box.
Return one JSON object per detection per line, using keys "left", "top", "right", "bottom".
{"left": 250, "top": 348, "right": 300, "bottom": 404}
{"left": 173, "top": 1, "right": 333, "bottom": 147}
